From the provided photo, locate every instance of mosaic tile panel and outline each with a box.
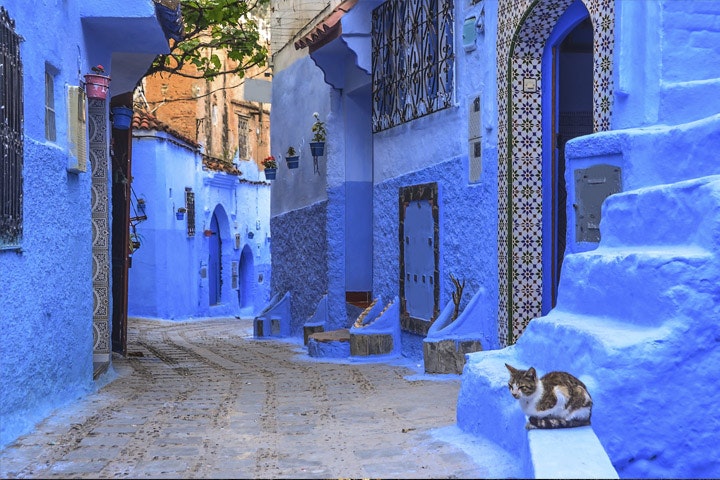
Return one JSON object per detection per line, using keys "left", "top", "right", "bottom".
{"left": 89, "top": 98, "right": 111, "bottom": 361}
{"left": 496, "top": 0, "right": 614, "bottom": 346}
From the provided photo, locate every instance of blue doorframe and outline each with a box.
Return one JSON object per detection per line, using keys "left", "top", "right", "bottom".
{"left": 541, "top": 0, "right": 592, "bottom": 313}
{"left": 208, "top": 213, "right": 221, "bottom": 305}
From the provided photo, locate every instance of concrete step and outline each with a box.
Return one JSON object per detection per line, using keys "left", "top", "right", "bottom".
{"left": 557, "top": 246, "right": 714, "bottom": 327}
{"left": 600, "top": 175, "right": 720, "bottom": 250}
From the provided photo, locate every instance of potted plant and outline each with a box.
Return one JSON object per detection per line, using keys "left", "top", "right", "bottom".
{"left": 84, "top": 64, "right": 111, "bottom": 100}
{"left": 111, "top": 105, "right": 134, "bottom": 130}
{"left": 136, "top": 198, "right": 146, "bottom": 215}
{"left": 176, "top": 207, "right": 187, "bottom": 220}
{"left": 262, "top": 155, "right": 277, "bottom": 180}
{"left": 309, "top": 112, "right": 326, "bottom": 157}
{"left": 285, "top": 146, "right": 299, "bottom": 169}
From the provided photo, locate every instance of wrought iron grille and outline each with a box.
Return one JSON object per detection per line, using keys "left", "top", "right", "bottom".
{"left": 371, "top": 0, "right": 454, "bottom": 133}
{"left": 237, "top": 116, "right": 248, "bottom": 159}
{"left": 0, "top": 6, "right": 23, "bottom": 248}
{"left": 185, "top": 188, "right": 195, "bottom": 237}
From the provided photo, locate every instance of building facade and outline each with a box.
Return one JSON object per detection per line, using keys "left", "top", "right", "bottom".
{"left": 0, "top": 0, "right": 178, "bottom": 448}
{"left": 270, "top": 0, "right": 720, "bottom": 477}
{"left": 127, "top": 111, "right": 272, "bottom": 320}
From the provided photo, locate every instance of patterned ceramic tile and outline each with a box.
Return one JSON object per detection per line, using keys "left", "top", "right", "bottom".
{"left": 89, "top": 99, "right": 110, "bottom": 360}
{"left": 496, "top": 0, "right": 614, "bottom": 346}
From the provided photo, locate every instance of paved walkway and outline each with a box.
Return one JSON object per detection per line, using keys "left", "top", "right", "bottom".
{"left": 0, "top": 318, "right": 518, "bottom": 479}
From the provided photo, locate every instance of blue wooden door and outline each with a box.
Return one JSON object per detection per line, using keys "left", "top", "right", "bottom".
{"left": 403, "top": 199, "right": 435, "bottom": 320}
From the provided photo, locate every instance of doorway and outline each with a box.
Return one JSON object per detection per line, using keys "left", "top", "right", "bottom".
{"left": 208, "top": 212, "right": 221, "bottom": 306}
{"left": 542, "top": 5, "right": 593, "bottom": 312}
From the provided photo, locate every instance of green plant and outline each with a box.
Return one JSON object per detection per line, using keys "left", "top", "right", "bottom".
{"left": 286, "top": 146, "right": 297, "bottom": 157}
{"left": 311, "top": 112, "right": 326, "bottom": 142}
{"left": 262, "top": 155, "right": 277, "bottom": 169}
{"left": 145, "top": 0, "right": 270, "bottom": 81}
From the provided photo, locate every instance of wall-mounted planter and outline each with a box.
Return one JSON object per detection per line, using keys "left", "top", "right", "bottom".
{"left": 310, "top": 142, "right": 325, "bottom": 157}
{"left": 176, "top": 208, "right": 186, "bottom": 220}
{"left": 111, "top": 106, "right": 133, "bottom": 130}
{"left": 286, "top": 155, "right": 299, "bottom": 169}
{"left": 84, "top": 74, "right": 110, "bottom": 100}
{"left": 264, "top": 167, "right": 277, "bottom": 180}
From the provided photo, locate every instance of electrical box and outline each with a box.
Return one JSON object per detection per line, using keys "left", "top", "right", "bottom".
{"left": 574, "top": 164, "right": 622, "bottom": 242}
{"left": 468, "top": 95, "right": 482, "bottom": 183}
{"left": 463, "top": 16, "right": 477, "bottom": 52}
{"left": 67, "top": 86, "right": 88, "bottom": 173}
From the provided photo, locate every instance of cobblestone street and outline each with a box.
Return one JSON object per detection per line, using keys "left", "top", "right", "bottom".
{"left": 0, "top": 318, "right": 517, "bottom": 479}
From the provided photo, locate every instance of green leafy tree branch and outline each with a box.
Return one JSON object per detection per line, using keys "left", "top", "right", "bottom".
{"left": 147, "top": 0, "right": 270, "bottom": 81}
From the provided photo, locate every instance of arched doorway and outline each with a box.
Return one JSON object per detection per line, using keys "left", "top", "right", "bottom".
{"left": 496, "top": 0, "right": 614, "bottom": 346}
{"left": 208, "top": 212, "right": 221, "bottom": 306}
{"left": 237, "top": 244, "right": 254, "bottom": 312}
{"left": 542, "top": 2, "right": 594, "bottom": 312}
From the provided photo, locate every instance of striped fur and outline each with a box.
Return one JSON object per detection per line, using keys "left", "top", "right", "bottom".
{"left": 505, "top": 363, "right": 593, "bottom": 430}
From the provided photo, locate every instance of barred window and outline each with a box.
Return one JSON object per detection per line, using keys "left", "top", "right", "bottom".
{"left": 0, "top": 6, "right": 24, "bottom": 249}
{"left": 237, "top": 115, "right": 249, "bottom": 159}
{"left": 45, "top": 69, "right": 56, "bottom": 141}
{"left": 371, "top": 0, "right": 454, "bottom": 133}
{"left": 185, "top": 187, "right": 195, "bottom": 237}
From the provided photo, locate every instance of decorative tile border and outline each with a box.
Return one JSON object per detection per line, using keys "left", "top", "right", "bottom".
{"left": 496, "top": 0, "right": 614, "bottom": 346}
{"left": 89, "top": 99, "right": 111, "bottom": 362}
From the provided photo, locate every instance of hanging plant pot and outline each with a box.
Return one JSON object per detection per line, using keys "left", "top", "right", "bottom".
{"left": 286, "top": 155, "right": 300, "bottom": 169}
{"left": 111, "top": 106, "right": 133, "bottom": 130}
{"left": 176, "top": 212, "right": 185, "bottom": 220}
{"left": 309, "top": 142, "right": 325, "bottom": 157}
{"left": 264, "top": 167, "right": 277, "bottom": 180}
{"left": 84, "top": 74, "right": 111, "bottom": 100}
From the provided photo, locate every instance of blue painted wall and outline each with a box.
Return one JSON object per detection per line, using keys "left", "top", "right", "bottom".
{"left": 0, "top": 0, "right": 168, "bottom": 449}
{"left": 455, "top": 0, "right": 720, "bottom": 478}
{"left": 128, "top": 130, "right": 272, "bottom": 320}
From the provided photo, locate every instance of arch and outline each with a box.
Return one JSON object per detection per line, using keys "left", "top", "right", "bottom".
{"left": 207, "top": 204, "right": 231, "bottom": 307}
{"left": 238, "top": 244, "right": 255, "bottom": 311}
{"left": 496, "top": 0, "right": 614, "bottom": 346}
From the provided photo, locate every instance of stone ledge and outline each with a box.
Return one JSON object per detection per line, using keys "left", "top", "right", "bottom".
{"left": 307, "top": 329, "right": 351, "bottom": 358}
{"left": 423, "top": 339, "right": 483, "bottom": 374}
{"left": 350, "top": 333, "right": 394, "bottom": 356}
{"left": 303, "top": 325, "right": 325, "bottom": 345}
{"left": 528, "top": 426, "right": 618, "bottom": 479}
{"left": 309, "top": 329, "right": 350, "bottom": 343}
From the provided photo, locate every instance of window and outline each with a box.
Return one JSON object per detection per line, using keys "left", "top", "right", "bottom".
{"left": 185, "top": 188, "right": 195, "bottom": 237}
{"left": 371, "top": 0, "right": 455, "bottom": 132}
{"left": 0, "top": 6, "right": 23, "bottom": 249}
{"left": 45, "top": 69, "right": 56, "bottom": 141}
{"left": 237, "top": 115, "right": 249, "bottom": 159}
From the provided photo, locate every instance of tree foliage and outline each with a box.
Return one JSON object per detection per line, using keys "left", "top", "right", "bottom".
{"left": 147, "top": 0, "right": 270, "bottom": 80}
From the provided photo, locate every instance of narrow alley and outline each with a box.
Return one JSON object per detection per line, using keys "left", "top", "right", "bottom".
{"left": 0, "top": 318, "right": 518, "bottom": 479}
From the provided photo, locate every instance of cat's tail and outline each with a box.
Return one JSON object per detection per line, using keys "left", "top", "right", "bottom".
{"left": 527, "top": 416, "right": 591, "bottom": 429}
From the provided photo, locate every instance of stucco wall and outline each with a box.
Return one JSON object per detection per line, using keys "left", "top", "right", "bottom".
{"left": 270, "top": 202, "right": 329, "bottom": 335}
{"left": 0, "top": 0, "right": 167, "bottom": 449}
{"left": 128, "top": 133, "right": 272, "bottom": 320}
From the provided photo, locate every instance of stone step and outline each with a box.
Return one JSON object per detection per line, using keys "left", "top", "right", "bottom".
{"left": 557, "top": 246, "right": 714, "bottom": 327}
{"left": 600, "top": 175, "right": 720, "bottom": 249}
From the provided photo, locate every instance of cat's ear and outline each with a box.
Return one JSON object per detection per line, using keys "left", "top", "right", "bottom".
{"left": 527, "top": 367, "right": 537, "bottom": 379}
{"left": 505, "top": 363, "right": 517, "bottom": 374}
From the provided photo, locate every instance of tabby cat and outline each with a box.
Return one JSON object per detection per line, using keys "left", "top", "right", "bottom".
{"left": 505, "top": 363, "right": 593, "bottom": 430}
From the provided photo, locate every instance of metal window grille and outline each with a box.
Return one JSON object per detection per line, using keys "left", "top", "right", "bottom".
{"left": 371, "top": 0, "right": 455, "bottom": 133}
{"left": 0, "top": 6, "right": 24, "bottom": 248}
{"left": 185, "top": 188, "right": 195, "bottom": 237}
{"left": 237, "top": 116, "right": 248, "bottom": 159}
{"left": 45, "top": 70, "right": 56, "bottom": 141}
